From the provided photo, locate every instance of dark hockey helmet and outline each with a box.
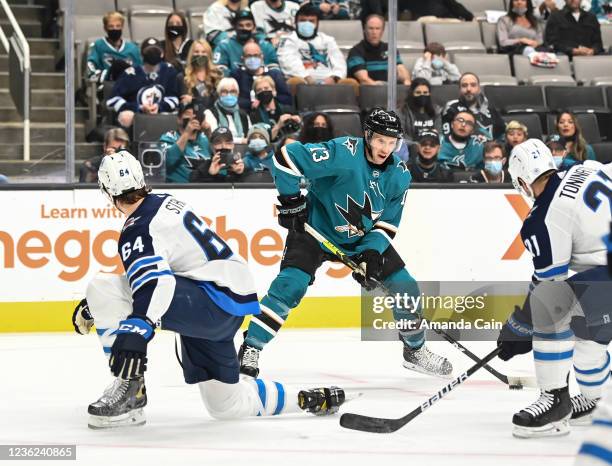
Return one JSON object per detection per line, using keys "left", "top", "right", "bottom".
{"left": 363, "top": 107, "right": 403, "bottom": 140}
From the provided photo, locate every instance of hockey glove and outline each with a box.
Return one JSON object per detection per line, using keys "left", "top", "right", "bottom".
{"left": 352, "top": 250, "right": 384, "bottom": 291}
{"left": 72, "top": 298, "right": 94, "bottom": 335}
{"left": 497, "top": 306, "right": 533, "bottom": 361}
{"left": 277, "top": 194, "right": 308, "bottom": 233}
{"left": 109, "top": 316, "right": 155, "bottom": 380}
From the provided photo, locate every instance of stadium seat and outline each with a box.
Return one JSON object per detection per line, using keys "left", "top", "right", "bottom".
{"left": 546, "top": 113, "right": 602, "bottom": 144}
{"left": 187, "top": 7, "right": 207, "bottom": 39}
{"left": 573, "top": 56, "right": 612, "bottom": 86}
{"left": 512, "top": 55, "right": 575, "bottom": 86}
{"left": 502, "top": 113, "right": 543, "bottom": 140}
{"left": 129, "top": 6, "right": 173, "bottom": 42}
{"left": 484, "top": 85, "right": 547, "bottom": 114}
{"left": 117, "top": 0, "right": 175, "bottom": 10}
{"left": 431, "top": 84, "right": 459, "bottom": 109}
{"left": 400, "top": 53, "right": 422, "bottom": 75}
{"left": 601, "top": 24, "right": 612, "bottom": 52}
{"left": 133, "top": 113, "right": 178, "bottom": 142}
{"left": 479, "top": 21, "right": 498, "bottom": 53}
{"left": 396, "top": 21, "right": 425, "bottom": 52}
{"left": 295, "top": 84, "right": 359, "bottom": 112}
{"left": 592, "top": 142, "right": 612, "bottom": 163}
{"left": 74, "top": 15, "right": 106, "bottom": 55}
{"left": 317, "top": 20, "right": 363, "bottom": 49}
{"left": 459, "top": 0, "right": 506, "bottom": 17}
{"left": 59, "top": 0, "right": 116, "bottom": 15}
{"left": 326, "top": 111, "right": 363, "bottom": 138}
{"left": 453, "top": 54, "right": 517, "bottom": 86}
{"left": 358, "top": 85, "right": 411, "bottom": 113}
{"left": 424, "top": 22, "right": 486, "bottom": 53}
{"left": 139, "top": 142, "right": 166, "bottom": 182}
{"left": 544, "top": 86, "right": 607, "bottom": 114}
{"left": 175, "top": 0, "right": 217, "bottom": 10}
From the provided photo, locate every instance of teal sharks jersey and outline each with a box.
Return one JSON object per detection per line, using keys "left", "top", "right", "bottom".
{"left": 273, "top": 136, "right": 411, "bottom": 255}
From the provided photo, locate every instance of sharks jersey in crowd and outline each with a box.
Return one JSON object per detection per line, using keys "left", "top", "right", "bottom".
{"left": 521, "top": 161, "right": 612, "bottom": 281}
{"left": 86, "top": 38, "right": 142, "bottom": 82}
{"left": 251, "top": 0, "right": 299, "bottom": 38}
{"left": 438, "top": 134, "right": 486, "bottom": 169}
{"left": 159, "top": 131, "right": 211, "bottom": 183}
{"left": 119, "top": 194, "right": 259, "bottom": 323}
{"left": 213, "top": 35, "right": 278, "bottom": 76}
{"left": 273, "top": 136, "right": 411, "bottom": 255}
{"left": 107, "top": 63, "right": 179, "bottom": 114}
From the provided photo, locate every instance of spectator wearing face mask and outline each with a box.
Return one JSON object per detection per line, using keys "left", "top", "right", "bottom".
{"left": 406, "top": 130, "right": 451, "bottom": 183}
{"left": 107, "top": 37, "right": 179, "bottom": 129}
{"left": 190, "top": 126, "right": 246, "bottom": 182}
{"left": 442, "top": 72, "right": 505, "bottom": 140}
{"left": 504, "top": 120, "right": 528, "bottom": 156}
{"left": 213, "top": 10, "right": 279, "bottom": 77}
{"left": 469, "top": 140, "right": 509, "bottom": 183}
{"left": 497, "top": 0, "right": 544, "bottom": 57}
{"left": 160, "top": 11, "right": 192, "bottom": 71}
{"left": 243, "top": 125, "right": 274, "bottom": 172}
{"left": 298, "top": 112, "right": 335, "bottom": 143}
{"left": 399, "top": 78, "right": 442, "bottom": 141}
{"left": 86, "top": 11, "right": 142, "bottom": 84}
{"left": 249, "top": 75, "right": 300, "bottom": 141}
{"left": 554, "top": 110, "right": 596, "bottom": 166}
{"left": 545, "top": 134, "right": 571, "bottom": 169}
{"left": 231, "top": 41, "right": 292, "bottom": 111}
{"left": 179, "top": 39, "right": 223, "bottom": 108}
{"left": 204, "top": 77, "right": 252, "bottom": 142}
{"left": 439, "top": 110, "right": 487, "bottom": 170}
{"left": 79, "top": 127, "right": 130, "bottom": 183}
{"left": 204, "top": 0, "right": 250, "bottom": 48}
{"left": 159, "top": 102, "right": 212, "bottom": 183}
{"left": 251, "top": 0, "right": 300, "bottom": 47}
{"left": 412, "top": 43, "right": 460, "bottom": 86}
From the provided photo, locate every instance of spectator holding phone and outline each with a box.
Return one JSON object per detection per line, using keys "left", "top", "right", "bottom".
{"left": 190, "top": 126, "right": 245, "bottom": 182}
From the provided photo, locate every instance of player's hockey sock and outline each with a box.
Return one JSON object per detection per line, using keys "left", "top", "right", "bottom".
{"left": 383, "top": 268, "right": 424, "bottom": 349}
{"left": 573, "top": 340, "right": 610, "bottom": 400}
{"left": 533, "top": 329, "right": 575, "bottom": 390}
{"left": 246, "top": 267, "right": 310, "bottom": 350}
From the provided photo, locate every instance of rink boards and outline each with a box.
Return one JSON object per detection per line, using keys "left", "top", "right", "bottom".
{"left": 0, "top": 186, "right": 534, "bottom": 332}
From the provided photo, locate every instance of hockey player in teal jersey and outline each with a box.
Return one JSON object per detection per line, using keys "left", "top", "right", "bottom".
{"left": 239, "top": 108, "right": 453, "bottom": 379}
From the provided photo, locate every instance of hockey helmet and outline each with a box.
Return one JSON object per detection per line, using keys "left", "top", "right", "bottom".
{"left": 98, "top": 150, "right": 146, "bottom": 203}
{"left": 363, "top": 107, "right": 403, "bottom": 140}
{"left": 509, "top": 139, "right": 556, "bottom": 200}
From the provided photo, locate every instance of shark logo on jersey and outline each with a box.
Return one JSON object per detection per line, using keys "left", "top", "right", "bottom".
{"left": 343, "top": 137, "right": 359, "bottom": 156}
{"left": 265, "top": 16, "right": 294, "bottom": 34}
{"left": 335, "top": 192, "right": 382, "bottom": 238}
{"left": 397, "top": 160, "right": 409, "bottom": 173}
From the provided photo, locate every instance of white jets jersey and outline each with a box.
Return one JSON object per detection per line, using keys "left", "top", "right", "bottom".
{"left": 119, "top": 193, "right": 258, "bottom": 322}
{"left": 251, "top": 0, "right": 299, "bottom": 38}
{"left": 521, "top": 161, "right": 612, "bottom": 281}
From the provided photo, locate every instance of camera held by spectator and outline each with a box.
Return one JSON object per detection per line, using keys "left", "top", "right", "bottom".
{"left": 190, "top": 127, "right": 245, "bottom": 182}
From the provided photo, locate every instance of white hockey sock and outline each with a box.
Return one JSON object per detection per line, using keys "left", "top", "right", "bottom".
{"left": 574, "top": 383, "right": 612, "bottom": 466}
{"left": 533, "top": 332, "right": 574, "bottom": 390}
{"left": 574, "top": 339, "right": 610, "bottom": 400}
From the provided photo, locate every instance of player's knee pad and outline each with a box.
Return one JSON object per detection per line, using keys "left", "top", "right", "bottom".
{"left": 267, "top": 267, "right": 311, "bottom": 309}
{"left": 573, "top": 339, "right": 610, "bottom": 399}
{"left": 198, "top": 379, "right": 260, "bottom": 420}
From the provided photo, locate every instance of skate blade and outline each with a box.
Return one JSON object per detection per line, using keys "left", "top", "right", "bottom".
{"left": 512, "top": 418, "right": 570, "bottom": 439}
{"left": 402, "top": 361, "right": 453, "bottom": 379}
{"left": 88, "top": 408, "right": 146, "bottom": 429}
{"left": 570, "top": 413, "right": 594, "bottom": 426}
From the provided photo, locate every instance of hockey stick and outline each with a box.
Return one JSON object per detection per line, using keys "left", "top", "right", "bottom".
{"left": 303, "top": 223, "right": 535, "bottom": 390}
{"left": 339, "top": 345, "right": 503, "bottom": 433}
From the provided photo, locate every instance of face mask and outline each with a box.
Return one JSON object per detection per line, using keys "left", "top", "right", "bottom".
{"left": 310, "top": 126, "right": 330, "bottom": 141}
{"left": 244, "top": 56, "right": 262, "bottom": 71}
{"left": 256, "top": 90, "right": 274, "bottom": 105}
{"left": 414, "top": 95, "right": 431, "bottom": 108}
{"left": 219, "top": 94, "right": 238, "bottom": 108}
{"left": 236, "top": 29, "right": 252, "bottom": 43}
{"left": 553, "top": 155, "right": 564, "bottom": 168}
{"left": 143, "top": 47, "right": 163, "bottom": 66}
{"left": 485, "top": 160, "right": 503, "bottom": 175}
{"left": 297, "top": 21, "right": 316, "bottom": 39}
{"left": 106, "top": 29, "right": 122, "bottom": 42}
{"left": 248, "top": 138, "right": 268, "bottom": 152}
{"left": 512, "top": 7, "right": 528, "bottom": 15}
{"left": 228, "top": 0, "right": 241, "bottom": 3}
{"left": 417, "top": 152, "right": 436, "bottom": 166}
{"left": 191, "top": 55, "right": 209, "bottom": 68}
{"left": 167, "top": 25, "right": 185, "bottom": 38}
{"left": 431, "top": 58, "right": 444, "bottom": 70}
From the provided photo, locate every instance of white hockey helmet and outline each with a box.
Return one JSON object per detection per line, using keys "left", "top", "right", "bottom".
{"left": 98, "top": 150, "right": 146, "bottom": 202}
{"left": 508, "top": 138, "right": 556, "bottom": 200}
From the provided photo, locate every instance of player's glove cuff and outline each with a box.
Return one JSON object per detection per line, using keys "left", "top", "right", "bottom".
{"left": 277, "top": 194, "right": 308, "bottom": 233}
{"left": 72, "top": 298, "right": 94, "bottom": 335}
{"left": 352, "top": 250, "right": 384, "bottom": 291}
{"left": 109, "top": 316, "right": 155, "bottom": 379}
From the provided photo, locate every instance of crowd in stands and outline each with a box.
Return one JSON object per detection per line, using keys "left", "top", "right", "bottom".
{"left": 79, "top": 0, "right": 611, "bottom": 185}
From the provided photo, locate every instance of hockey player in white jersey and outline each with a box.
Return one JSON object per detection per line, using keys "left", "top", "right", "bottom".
{"left": 72, "top": 150, "right": 346, "bottom": 428}
{"left": 497, "top": 139, "right": 612, "bottom": 438}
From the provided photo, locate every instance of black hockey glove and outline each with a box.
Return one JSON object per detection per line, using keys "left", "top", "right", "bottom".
{"left": 277, "top": 194, "right": 308, "bottom": 233}
{"left": 497, "top": 306, "right": 533, "bottom": 361}
{"left": 352, "top": 250, "right": 384, "bottom": 291}
{"left": 109, "top": 316, "right": 155, "bottom": 379}
{"left": 72, "top": 298, "right": 94, "bottom": 335}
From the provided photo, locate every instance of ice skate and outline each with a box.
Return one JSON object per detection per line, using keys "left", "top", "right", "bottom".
{"left": 512, "top": 386, "right": 571, "bottom": 438}
{"left": 298, "top": 387, "right": 346, "bottom": 416}
{"left": 238, "top": 341, "right": 260, "bottom": 378}
{"left": 403, "top": 344, "right": 453, "bottom": 378}
{"left": 88, "top": 377, "right": 147, "bottom": 429}
{"left": 570, "top": 394, "right": 599, "bottom": 426}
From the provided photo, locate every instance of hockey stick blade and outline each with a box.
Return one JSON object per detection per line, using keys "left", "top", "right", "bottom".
{"left": 340, "top": 346, "right": 503, "bottom": 433}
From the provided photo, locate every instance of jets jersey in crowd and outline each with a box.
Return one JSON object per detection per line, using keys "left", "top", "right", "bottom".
{"left": 277, "top": 31, "right": 347, "bottom": 81}
{"left": 251, "top": 0, "right": 299, "bottom": 39}
{"left": 86, "top": 38, "right": 142, "bottom": 83}
{"left": 521, "top": 161, "right": 612, "bottom": 281}
{"left": 119, "top": 193, "right": 259, "bottom": 323}
{"left": 273, "top": 136, "right": 411, "bottom": 254}
{"left": 107, "top": 63, "right": 179, "bottom": 114}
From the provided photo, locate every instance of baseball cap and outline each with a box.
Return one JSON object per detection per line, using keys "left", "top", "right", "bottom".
{"left": 232, "top": 9, "right": 255, "bottom": 24}
{"left": 210, "top": 126, "right": 233, "bottom": 144}
{"left": 417, "top": 129, "right": 440, "bottom": 145}
{"left": 141, "top": 37, "right": 162, "bottom": 53}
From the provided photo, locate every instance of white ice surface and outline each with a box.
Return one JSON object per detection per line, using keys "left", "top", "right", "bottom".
{"left": 0, "top": 330, "right": 588, "bottom": 466}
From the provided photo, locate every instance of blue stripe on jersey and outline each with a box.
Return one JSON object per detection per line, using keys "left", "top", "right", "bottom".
{"left": 256, "top": 379, "right": 266, "bottom": 416}
{"left": 273, "top": 382, "right": 285, "bottom": 415}
{"left": 534, "top": 263, "right": 569, "bottom": 279}
{"left": 533, "top": 349, "right": 574, "bottom": 361}
{"left": 96, "top": 328, "right": 107, "bottom": 336}
{"left": 578, "top": 443, "right": 612, "bottom": 463}
{"left": 131, "top": 270, "right": 173, "bottom": 292}
{"left": 128, "top": 263, "right": 158, "bottom": 288}
{"left": 533, "top": 329, "right": 574, "bottom": 340}
{"left": 594, "top": 419, "right": 612, "bottom": 428}
{"left": 198, "top": 281, "right": 260, "bottom": 317}
{"left": 574, "top": 353, "right": 610, "bottom": 374}
{"left": 126, "top": 255, "right": 163, "bottom": 278}
{"left": 103, "top": 347, "right": 111, "bottom": 354}
{"left": 576, "top": 371, "right": 610, "bottom": 386}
